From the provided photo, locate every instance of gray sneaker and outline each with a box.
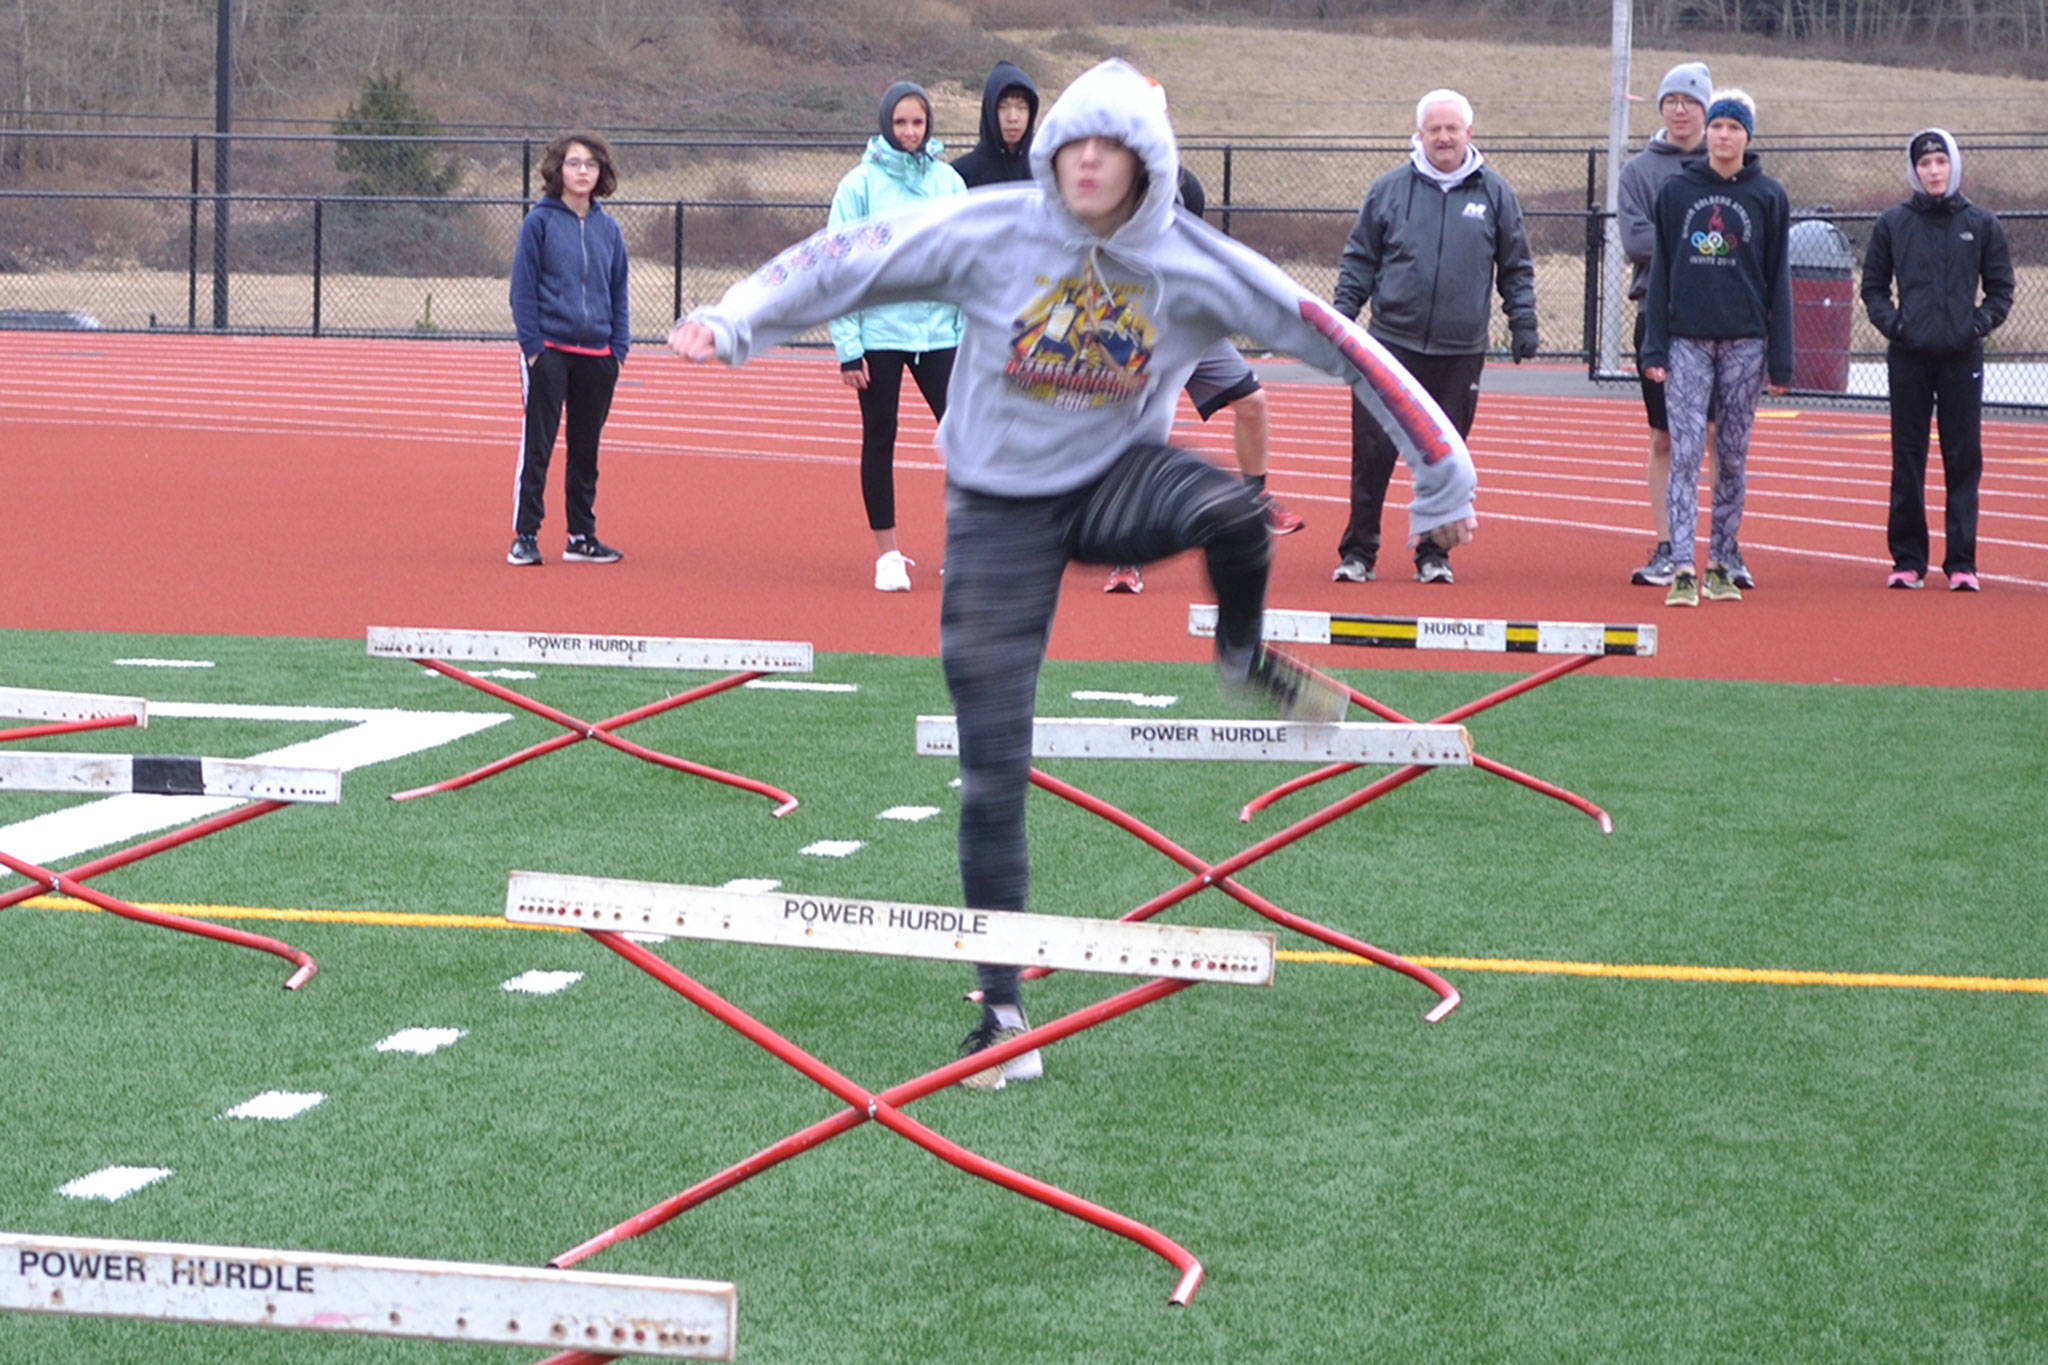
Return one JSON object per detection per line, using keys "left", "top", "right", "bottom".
{"left": 1331, "top": 558, "right": 1374, "bottom": 583}
{"left": 1415, "top": 557, "right": 1455, "bottom": 585}
{"left": 1631, "top": 541, "right": 1676, "bottom": 586}
{"left": 957, "top": 1012, "right": 1040, "bottom": 1091}
{"left": 1722, "top": 548, "right": 1755, "bottom": 590}
{"left": 507, "top": 534, "right": 542, "bottom": 566}
{"left": 1221, "top": 644, "right": 1349, "bottom": 723}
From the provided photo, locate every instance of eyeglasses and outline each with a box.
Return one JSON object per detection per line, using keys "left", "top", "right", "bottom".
{"left": 562, "top": 158, "right": 600, "bottom": 170}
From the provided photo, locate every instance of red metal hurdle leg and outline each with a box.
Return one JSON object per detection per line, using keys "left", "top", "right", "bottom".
{"left": 389, "top": 660, "right": 798, "bottom": 816}
{"left": 0, "top": 829, "right": 317, "bottom": 989}
{"left": 548, "top": 929, "right": 1209, "bottom": 1304}
{"left": 1240, "top": 653, "right": 1611, "bottom": 830}
{"left": 0, "top": 714, "right": 141, "bottom": 744}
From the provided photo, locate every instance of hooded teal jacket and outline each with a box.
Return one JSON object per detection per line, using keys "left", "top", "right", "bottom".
{"left": 826, "top": 84, "right": 966, "bottom": 364}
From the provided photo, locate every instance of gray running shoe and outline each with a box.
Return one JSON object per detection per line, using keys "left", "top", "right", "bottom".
{"left": 1331, "top": 558, "right": 1374, "bottom": 583}
{"left": 507, "top": 534, "right": 542, "bottom": 566}
{"left": 1632, "top": 540, "right": 1676, "bottom": 587}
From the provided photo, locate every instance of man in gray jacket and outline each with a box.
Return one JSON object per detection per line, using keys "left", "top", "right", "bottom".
{"left": 1332, "top": 88, "right": 1537, "bottom": 585}
{"left": 1617, "top": 60, "right": 1729, "bottom": 588}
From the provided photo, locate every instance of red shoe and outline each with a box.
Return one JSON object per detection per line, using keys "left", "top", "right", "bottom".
{"left": 1265, "top": 497, "right": 1304, "bottom": 536}
{"left": 1104, "top": 565, "right": 1144, "bottom": 594}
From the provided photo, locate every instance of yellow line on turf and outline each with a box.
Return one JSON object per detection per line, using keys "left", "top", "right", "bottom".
{"left": 1283, "top": 948, "right": 2048, "bottom": 995}
{"left": 17, "top": 897, "right": 2042, "bottom": 995}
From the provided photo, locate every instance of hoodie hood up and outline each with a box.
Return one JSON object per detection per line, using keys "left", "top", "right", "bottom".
{"left": 877, "top": 81, "right": 937, "bottom": 160}
{"left": 1907, "top": 126, "right": 1963, "bottom": 200}
{"left": 1029, "top": 59, "right": 1181, "bottom": 252}
{"left": 976, "top": 61, "right": 1039, "bottom": 160}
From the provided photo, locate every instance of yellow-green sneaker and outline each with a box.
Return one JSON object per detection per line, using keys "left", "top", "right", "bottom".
{"left": 1702, "top": 565, "right": 1743, "bottom": 602}
{"left": 1665, "top": 570, "right": 1699, "bottom": 608}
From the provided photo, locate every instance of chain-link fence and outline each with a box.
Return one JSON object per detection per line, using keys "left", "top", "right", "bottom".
{"left": 4, "top": 128, "right": 2045, "bottom": 408}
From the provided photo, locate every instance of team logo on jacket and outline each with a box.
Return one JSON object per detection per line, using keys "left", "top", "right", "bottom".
{"left": 1006, "top": 276, "right": 1156, "bottom": 409}
{"left": 1685, "top": 197, "right": 1750, "bottom": 261}
{"left": 1462, "top": 201, "right": 1488, "bottom": 220}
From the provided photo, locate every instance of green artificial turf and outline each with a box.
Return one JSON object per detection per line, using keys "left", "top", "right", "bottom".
{"left": 2, "top": 629, "right": 2043, "bottom": 1361}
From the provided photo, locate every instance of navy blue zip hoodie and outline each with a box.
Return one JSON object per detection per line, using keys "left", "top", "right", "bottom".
{"left": 950, "top": 62, "right": 1040, "bottom": 188}
{"left": 510, "top": 195, "right": 631, "bottom": 359}
{"left": 1641, "top": 151, "right": 1792, "bottom": 385}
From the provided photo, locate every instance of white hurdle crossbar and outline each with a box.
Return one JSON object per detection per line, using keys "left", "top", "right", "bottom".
{"left": 0, "top": 686, "right": 149, "bottom": 726}
{"left": 2, "top": 1231, "right": 734, "bottom": 1359}
{"left": 367, "top": 626, "right": 813, "bottom": 675}
{"left": 1188, "top": 604, "right": 1657, "bottom": 657}
{"left": 914, "top": 715, "right": 1472, "bottom": 768}
{"left": 0, "top": 753, "right": 340, "bottom": 803}
{"left": 507, "top": 873, "right": 1277, "bottom": 987}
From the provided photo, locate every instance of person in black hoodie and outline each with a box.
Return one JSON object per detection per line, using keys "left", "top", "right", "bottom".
{"left": 951, "top": 61, "right": 1040, "bottom": 188}
{"left": 1861, "top": 128, "right": 2013, "bottom": 593}
{"left": 1640, "top": 89, "right": 1790, "bottom": 608}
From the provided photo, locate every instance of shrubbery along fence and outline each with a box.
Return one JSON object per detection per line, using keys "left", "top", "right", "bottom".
{"left": 2, "top": 128, "right": 2044, "bottom": 406}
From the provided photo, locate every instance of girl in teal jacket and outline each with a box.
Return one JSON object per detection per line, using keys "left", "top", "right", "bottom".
{"left": 828, "top": 81, "right": 967, "bottom": 591}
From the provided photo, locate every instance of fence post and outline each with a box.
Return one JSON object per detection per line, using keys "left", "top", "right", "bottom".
{"left": 187, "top": 135, "right": 200, "bottom": 331}
{"left": 312, "top": 199, "right": 324, "bottom": 337}
{"left": 1220, "top": 144, "right": 1233, "bottom": 237}
{"left": 522, "top": 139, "right": 532, "bottom": 202}
{"left": 673, "top": 200, "right": 685, "bottom": 325}
{"left": 1582, "top": 149, "right": 1600, "bottom": 376}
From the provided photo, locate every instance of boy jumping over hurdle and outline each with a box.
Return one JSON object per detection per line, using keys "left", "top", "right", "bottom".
{"left": 669, "top": 60, "right": 1476, "bottom": 1089}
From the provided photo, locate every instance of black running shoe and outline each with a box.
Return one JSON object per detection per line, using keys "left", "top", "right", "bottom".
{"left": 563, "top": 534, "right": 622, "bottom": 564}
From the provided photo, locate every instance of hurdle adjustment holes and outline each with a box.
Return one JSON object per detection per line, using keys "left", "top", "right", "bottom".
{"left": 48, "top": 1290, "right": 63, "bottom": 1307}
{"left": 388, "top": 1311, "right": 401, "bottom": 1326}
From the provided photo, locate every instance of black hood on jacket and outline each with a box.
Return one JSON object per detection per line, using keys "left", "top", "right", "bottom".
{"left": 975, "top": 61, "right": 1038, "bottom": 155}
{"left": 951, "top": 62, "right": 1039, "bottom": 187}
{"left": 878, "top": 81, "right": 935, "bottom": 158}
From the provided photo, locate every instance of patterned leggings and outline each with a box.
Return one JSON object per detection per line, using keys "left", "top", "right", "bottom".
{"left": 1666, "top": 336, "right": 1765, "bottom": 570}
{"left": 941, "top": 443, "right": 1270, "bottom": 1007}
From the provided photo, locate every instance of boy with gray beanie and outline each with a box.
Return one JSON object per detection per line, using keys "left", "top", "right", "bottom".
{"left": 1616, "top": 60, "right": 1729, "bottom": 588}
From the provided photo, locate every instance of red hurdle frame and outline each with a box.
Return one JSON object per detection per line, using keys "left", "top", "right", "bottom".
{"left": 367, "top": 629, "right": 806, "bottom": 816}
{"left": 508, "top": 877, "right": 1283, "bottom": 1313}
{"left": 1207, "top": 609, "right": 1655, "bottom": 830}
{"left": 0, "top": 787, "right": 322, "bottom": 990}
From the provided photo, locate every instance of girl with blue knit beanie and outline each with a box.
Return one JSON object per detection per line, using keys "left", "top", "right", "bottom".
{"left": 1639, "top": 88, "right": 1792, "bottom": 608}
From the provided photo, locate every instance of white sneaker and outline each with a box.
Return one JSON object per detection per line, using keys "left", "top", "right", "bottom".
{"left": 874, "top": 550, "right": 913, "bottom": 592}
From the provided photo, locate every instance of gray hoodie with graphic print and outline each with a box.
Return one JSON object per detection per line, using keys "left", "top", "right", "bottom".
{"left": 686, "top": 59, "right": 1475, "bottom": 538}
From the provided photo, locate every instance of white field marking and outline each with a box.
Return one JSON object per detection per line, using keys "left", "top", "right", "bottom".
{"left": 800, "top": 840, "right": 865, "bottom": 858}
{"left": 720, "top": 878, "right": 782, "bottom": 893}
{"left": 502, "top": 970, "right": 584, "bottom": 995}
{"left": 0, "top": 702, "right": 508, "bottom": 864}
{"left": 221, "top": 1091, "right": 325, "bottom": 1121}
{"left": 0, "top": 1231, "right": 737, "bottom": 1359}
{"left": 743, "top": 679, "right": 858, "bottom": 693}
{"left": 59, "top": 1167, "right": 173, "bottom": 1202}
{"left": 374, "top": 1027, "right": 466, "bottom": 1055}
{"left": 877, "top": 806, "right": 941, "bottom": 822}
{"left": 1070, "top": 690, "right": 1180, "bottom": 708}
{"left": 111, "top": 658, "right": 213, "bottom": 669}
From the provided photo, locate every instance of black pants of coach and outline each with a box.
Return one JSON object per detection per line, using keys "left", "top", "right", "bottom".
{"left": 855, "top": 348, "right": 955, "bottom": 532}
{"left": 1886, "top": 344, "right": 1983, "bottom": 577}
{"left": 515, "top": 348, "right": 620, "bottom": 539}
{"left": 941, "top": 444, "right": 1269, "bottom": 1008}
{"left": 1340, "top": 344, "right": 1484, "bottom": 571}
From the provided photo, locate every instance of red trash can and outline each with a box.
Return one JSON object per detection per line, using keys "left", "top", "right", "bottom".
{"left": 1789, "top": 219, "right": 1856, "bottom": 392}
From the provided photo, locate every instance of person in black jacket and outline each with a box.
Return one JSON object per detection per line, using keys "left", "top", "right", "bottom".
{"left": 1331, "top": 88, "right": 1537, "bottom": 586}
{"left": 1861, "top": 128, "right": 2014, "bottom": 592}
{"left": 950, "top": 61, "right": 1039, "bottom": 189}
{"left": 1640, "top": 89, "right": 1790, "bottom": 608}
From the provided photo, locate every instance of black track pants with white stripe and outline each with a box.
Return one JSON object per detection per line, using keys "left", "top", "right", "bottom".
{"left": 514, "top": 348, "right": 620, "bottom": 539}
{"left": 940, "top": 443, "right": 1270, "bottom": 1007}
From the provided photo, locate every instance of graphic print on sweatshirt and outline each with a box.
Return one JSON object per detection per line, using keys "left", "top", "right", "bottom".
{"left": 1006, "top": 273, "right": 1157, "bottom": 409}
{"left": 1685, "top": 196, "right": 1751, "bottom": 266}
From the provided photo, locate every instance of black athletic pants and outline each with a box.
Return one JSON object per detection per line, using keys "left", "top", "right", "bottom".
{"left": 855, "top": 348, "right": 955, "bottom": 531}
{"left": 942, "top": 444, "right": 1269, "bottom": 1007}
{"left": 1340, "top": 345, "right": 1484, "bottom": 570}
{"left": 1886, "top": 343, "right": 1983, "bottom": 577}
{"left": 515, "top": 348, "right": 619, "bottom": 539}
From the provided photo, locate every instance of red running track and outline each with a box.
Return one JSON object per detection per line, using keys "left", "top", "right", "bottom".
{"left": 3, "top": 333, "right": 2042, "bottom": 689}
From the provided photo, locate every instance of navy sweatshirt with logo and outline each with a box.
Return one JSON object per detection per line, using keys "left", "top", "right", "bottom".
{"left": 1641, "top": 152, "right": 1793, "bottom": 386}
